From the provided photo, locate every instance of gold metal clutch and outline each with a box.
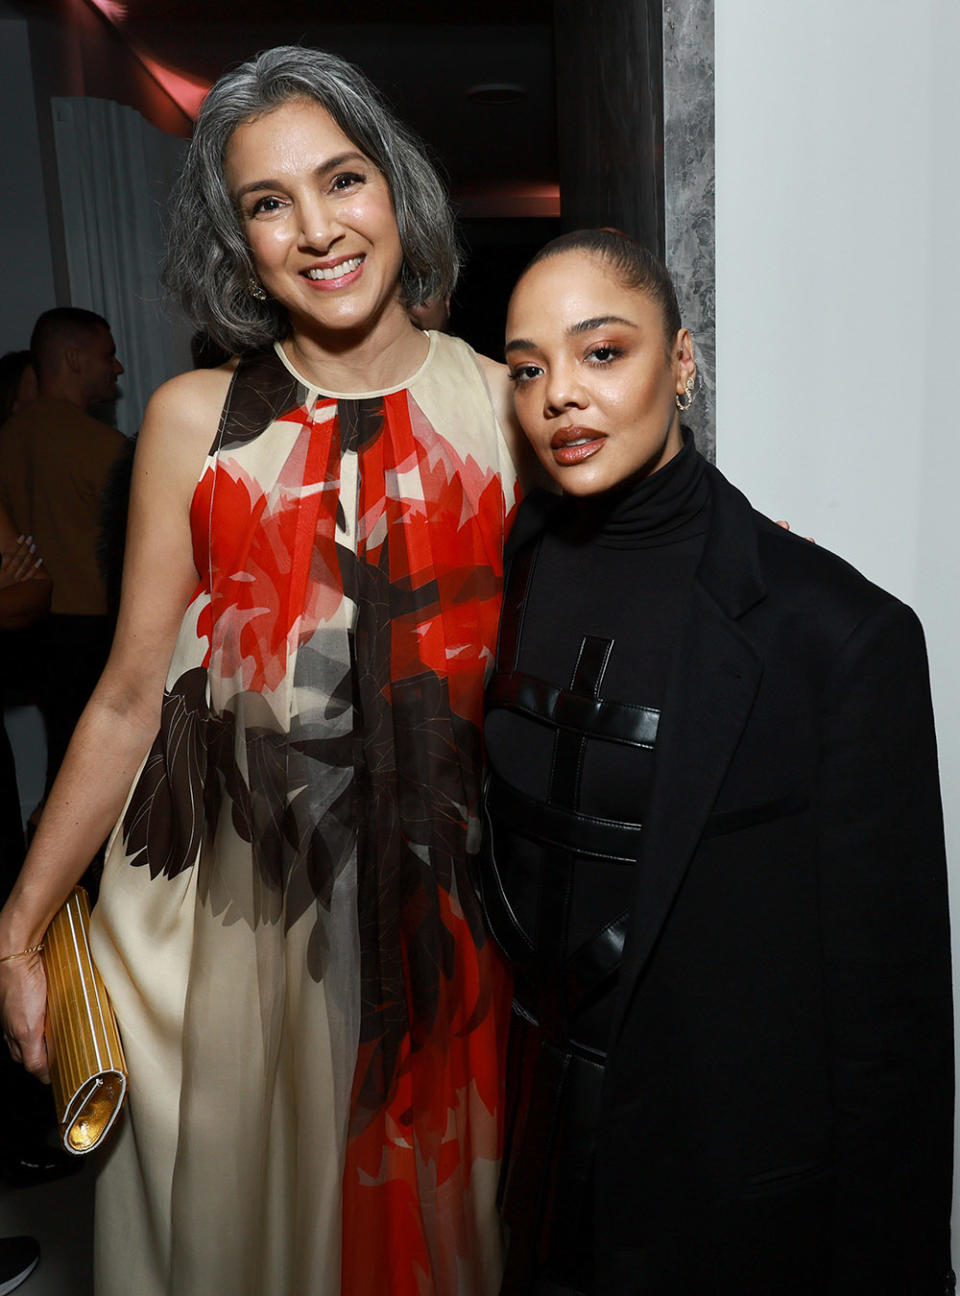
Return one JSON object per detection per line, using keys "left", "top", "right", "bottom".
{"left": 43, "top": 886, "right": 127, "bottom": 1154}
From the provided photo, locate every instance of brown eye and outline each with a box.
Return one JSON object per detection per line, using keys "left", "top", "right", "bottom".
{"left": 331, "top": 172, "right": 365, "bottom": 192}
{"left": 249, "top": 195, "right": 285, "bottom": 216}
{"left": 585, "top": 344, "right": 623, "bottom": 365}
{"left": 507, "top": 364, "right": 542, "bottom": 386}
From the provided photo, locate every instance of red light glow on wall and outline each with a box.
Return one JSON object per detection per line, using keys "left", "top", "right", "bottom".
{"left": 85, "top": 0, "right": 211, "bottom": 119}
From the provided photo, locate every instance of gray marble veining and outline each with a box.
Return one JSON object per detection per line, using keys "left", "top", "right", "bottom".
{"left": 663, "top": 0, "right": 715, "bottom": 460}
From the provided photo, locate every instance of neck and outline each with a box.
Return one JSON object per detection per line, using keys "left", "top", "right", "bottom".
{"left": 283, "top": 301, "right": 427, "bottom": 392}
{"left": 568, "top": 428, "right": 709, "bottom": 549}
{"left": 37, "top": 376, "right": 86, "bottom": 409}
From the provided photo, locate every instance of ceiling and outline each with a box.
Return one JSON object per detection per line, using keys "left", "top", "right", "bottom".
{"left": 12, "top": 0, "right": 560, "bottom": 209}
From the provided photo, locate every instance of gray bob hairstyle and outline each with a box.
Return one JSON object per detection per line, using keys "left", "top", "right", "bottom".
{"left": 164, "top": 45, "right": 460, "bottom": 355}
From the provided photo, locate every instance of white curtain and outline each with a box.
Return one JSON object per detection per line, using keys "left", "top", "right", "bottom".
{"left": 52, "top": 96, "right": 191, "bottom": 436}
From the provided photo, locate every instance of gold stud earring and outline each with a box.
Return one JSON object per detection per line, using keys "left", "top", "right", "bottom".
{"left": 247, "top": 278, "right": 267, "bottom": 302}
{"left": 675, "top": 374, "right": 696, "bottom": 412}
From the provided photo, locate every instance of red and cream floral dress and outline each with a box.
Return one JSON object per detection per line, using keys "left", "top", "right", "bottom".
{"left": 91, "top": 331, "right": 519, "bottom": 1296}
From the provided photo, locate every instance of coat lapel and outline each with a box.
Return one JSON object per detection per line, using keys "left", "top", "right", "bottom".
{"left": 613, "top": 466, "right": 767, "bottom": 1030}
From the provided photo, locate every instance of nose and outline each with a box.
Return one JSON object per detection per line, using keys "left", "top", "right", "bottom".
{"left": 114, "top": 359, "right": 124, "bottom": 375}
{"left": 297, "top": 192, "right": 341, "bottom": 253}
{"left": 543, "top": 364, "right": 587, "bottom": 417}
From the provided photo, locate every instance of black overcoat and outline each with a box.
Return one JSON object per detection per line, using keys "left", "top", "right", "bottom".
{"left": 536, "top": 463, "right": 956, "bottom": 1294}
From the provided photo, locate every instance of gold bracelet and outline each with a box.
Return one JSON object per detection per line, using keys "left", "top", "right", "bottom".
{"left": 0, "top": 944, "right": 44, "bottom": 964}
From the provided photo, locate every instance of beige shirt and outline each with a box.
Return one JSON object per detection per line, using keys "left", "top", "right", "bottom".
{"left": 0, "top": 398, "right": 127, "bottom": 616}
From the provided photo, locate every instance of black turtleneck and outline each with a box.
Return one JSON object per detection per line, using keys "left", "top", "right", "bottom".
{"left": 485, "top": 435, "right": 711, "bottom": 957}
{"left": 482, "top": 435, "right": 713, "bottom": 1289}
{"left": 489, "top": 434, "right": 710, "bottom": 799}
{"left": 560, "top": 428, "right": 711, "bottom": 550}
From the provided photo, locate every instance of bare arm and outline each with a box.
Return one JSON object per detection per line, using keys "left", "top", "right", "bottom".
{"left": 0, "top": 366, "right": 231, "bottom": 1079}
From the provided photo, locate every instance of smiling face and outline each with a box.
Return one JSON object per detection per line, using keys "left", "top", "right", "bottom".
{"left": 224, "top": 98, "right": 406, "bottom": 339}
{"left": 505, "top": 250, "right": 696, "bottom": 496}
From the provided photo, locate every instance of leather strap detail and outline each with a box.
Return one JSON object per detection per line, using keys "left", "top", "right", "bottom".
{"left": 478, "top": 801, "right": 537, "bottom": 969}
{"left": 496, "top": 538, "right": 540, "bottom": 672}
{"left": 486, "top": 671, "right": 660, "bottom": 748}
{"left": 564, "top": 911, "right": 629, "bottom": 1019}
{"left": 486, "top": 778, "right": 642, "bottom": 863}
{"left": 570, "top": 634, "right": 613, "bottom": 696}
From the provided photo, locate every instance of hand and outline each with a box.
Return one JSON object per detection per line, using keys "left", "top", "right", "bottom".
{"left": 0, "top": 953, "right": 50, "bottom": 1084}
{"left": 0, "top": 535, "right": 44, "bottom": 590}
{"left": 776, "top": 520, "right": 815, "bottom": 543}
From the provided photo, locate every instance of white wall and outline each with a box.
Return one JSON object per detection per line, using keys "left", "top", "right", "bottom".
{"left": 716, "top": 0, "right": 960, "bottom": 1246}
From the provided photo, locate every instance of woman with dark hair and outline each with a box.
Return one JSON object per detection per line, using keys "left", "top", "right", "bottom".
{"left": 0, "top": 46, "right": 521, "bottom": 1296}
{"left": 482, "top": 229, "right": 953, "bottom": 1295}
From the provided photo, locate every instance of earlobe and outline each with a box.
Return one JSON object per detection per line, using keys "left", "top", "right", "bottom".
{"left": 675, "top": 373, "right": 696, "bottom": 413}
{"left": 673, "top": 328, "right": 696, "bottom": 402}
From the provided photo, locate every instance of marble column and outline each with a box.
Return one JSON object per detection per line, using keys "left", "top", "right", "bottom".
{"left": 663, "top": 0, "right": 716, "bottom": 458}
{"left": 552, "top": 0, "right": 715, "bottom": 457}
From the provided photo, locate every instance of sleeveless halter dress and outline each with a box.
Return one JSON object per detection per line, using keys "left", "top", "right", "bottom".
{"left": 90, "top": 331, "right": 518, "bottom": 1296}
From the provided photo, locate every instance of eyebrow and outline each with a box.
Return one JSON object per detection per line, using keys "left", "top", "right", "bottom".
{"left": 571, "top": 315, "right": 638, "bottom": 334}
{"left": 233, "top": 152, "right": 369, "bottom": 202}
{"left": 505, "top": 314, "right": 639, "bottom": 355}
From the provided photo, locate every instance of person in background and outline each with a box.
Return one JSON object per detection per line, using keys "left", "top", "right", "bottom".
{"left": 410, "top": 293, "right": 452, "bottom": 333}
{"left": 0, "top": 352, "right": 37, "bottom": 426}
{"left": 0, "top": 352, "right": 68, "bottom": 1191}
{"left": 481, "top": 228, "right": 953, "bottom": 1295}
{"left": 0, "top": 45, "right": 524, "bottom": 1296}
{"left": 0, "top": 349, "right": 45, "bottom": 868}
{"left": 0, "top": 507, "right": 48, "bottom": 883}
{"left": 0, "top": 311, "right": 126, "bottom": 804}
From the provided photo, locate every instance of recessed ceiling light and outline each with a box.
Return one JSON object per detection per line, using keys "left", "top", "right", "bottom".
{"left": 465, "top": 83, "right": 528, "bottom": 106}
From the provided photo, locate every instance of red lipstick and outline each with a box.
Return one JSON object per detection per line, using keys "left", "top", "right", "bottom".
{"left": 549, "top": 426, "right": 606, "bottom": 466}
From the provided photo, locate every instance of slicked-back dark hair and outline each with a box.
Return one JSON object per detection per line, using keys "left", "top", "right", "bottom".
{"left": 164, "top": 44, "right": 460, "bottom": 356}
{"left": 522, "top": 228, "right": 682, "bottom": 352}
{"left": 30, "top": 308, "right": 110, "bottom": 383}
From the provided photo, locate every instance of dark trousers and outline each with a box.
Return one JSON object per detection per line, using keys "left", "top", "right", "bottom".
{"left": 0, "top": 680, "right": 53, "bottom": 1166}
{"left": 37, "top": 613, "right": 113, "bottom": 794}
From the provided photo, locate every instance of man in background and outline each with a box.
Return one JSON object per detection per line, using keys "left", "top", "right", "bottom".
{"left": 0, "top": 307, "right": 126, "bottom": 798}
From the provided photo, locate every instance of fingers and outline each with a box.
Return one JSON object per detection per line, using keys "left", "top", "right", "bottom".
{"left": 0, "top": 534, "right": 43, "bottom": 586}
{"left": 3, "top": 1021, "right": 48, "bottom": 1081}
{"left": 3, "top": 1019, "right": 50, "bottom": 1083}
{"left": 20, "top": 1033, "right": 50, "bottom": 1085}
{"left": 775, "top": 520, "right": 816, "bottom": 544}
{"left": 1, "top": 960, "right": 51, "bottom": 1082}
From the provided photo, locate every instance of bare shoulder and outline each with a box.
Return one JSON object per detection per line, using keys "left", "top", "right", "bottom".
{"left": 474, "top": 353, "right": 512, "bottom": 413}
{"left": 145, "top": 362, "right": 237, "bottom": 440}
{"left": 136, "top": 361, "right": 237, "bottom": 493}
{"left": 472, "top": 352, "right": 527, "bottom": 471}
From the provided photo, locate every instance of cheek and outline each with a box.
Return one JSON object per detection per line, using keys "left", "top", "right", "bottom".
{"left": 604, "top": 373, "right": 671, "bottom": 428}
{"left": 512, "top": 389, "right": 542, "bottom": 439}
{"left": 247, "top": 223, "right": 290, "bottom": 270}
{"left": 355, "top": 192, "right": 402, "bottom": 248}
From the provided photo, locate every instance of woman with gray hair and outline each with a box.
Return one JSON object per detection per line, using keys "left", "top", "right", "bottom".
{"left": 0, "top": 45, "right": 521, "bottom": 1296}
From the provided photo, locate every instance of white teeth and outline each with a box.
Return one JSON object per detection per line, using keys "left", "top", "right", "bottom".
{"left": 566, "top": 438, "right": 592, "bottom": 446}
{"left": 305, "top": 256, "right": 362, "bottom": 281}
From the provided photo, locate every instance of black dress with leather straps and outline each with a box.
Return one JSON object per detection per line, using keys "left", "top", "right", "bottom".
{"left": 482, "top": 436, "right": 710, "bottom": 1295}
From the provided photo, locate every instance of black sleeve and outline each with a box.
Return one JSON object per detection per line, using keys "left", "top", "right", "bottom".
{"left": 815, "top": 598, "right": 953, "bottom": 1294}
